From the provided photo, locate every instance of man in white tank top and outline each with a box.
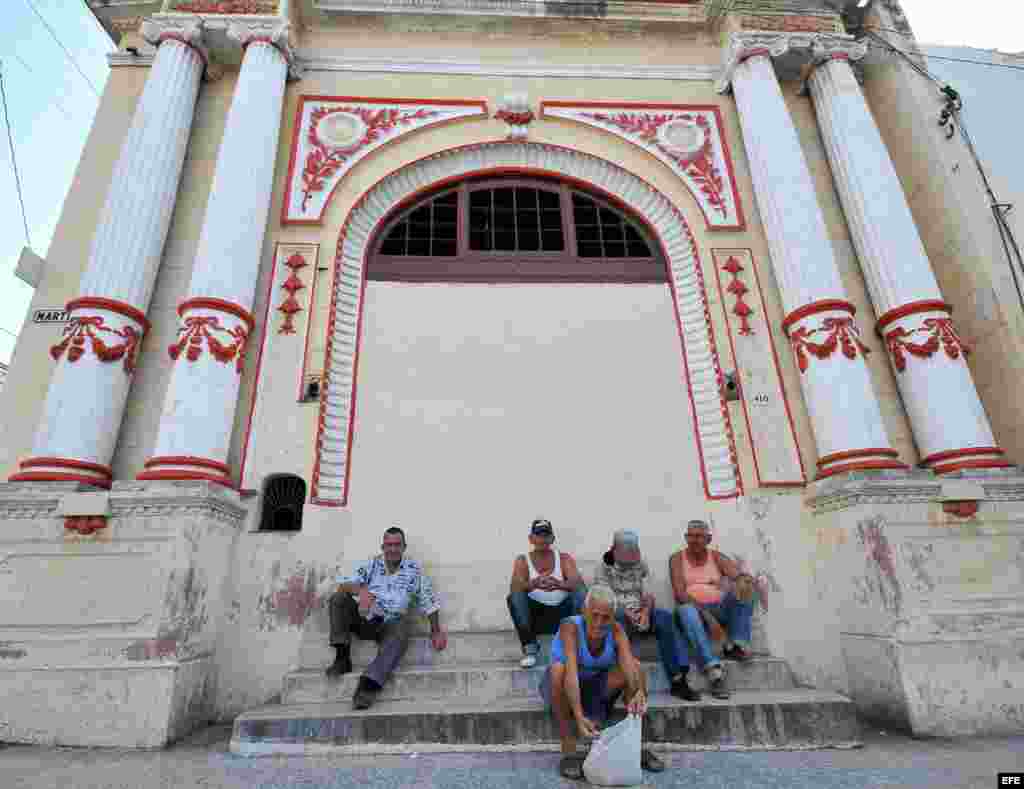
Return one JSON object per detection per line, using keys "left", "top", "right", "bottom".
{"left": 507, "top": 519, "right": 587, "bottom": 668}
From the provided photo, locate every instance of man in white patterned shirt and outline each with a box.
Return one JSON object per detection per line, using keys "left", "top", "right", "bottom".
{"left": 326, "top": 526, "right": 448, "bottom": 709}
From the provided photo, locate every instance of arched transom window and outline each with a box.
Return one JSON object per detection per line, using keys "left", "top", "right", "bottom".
{"left": 368, "top": 178, "right": 665, "bottom": 283}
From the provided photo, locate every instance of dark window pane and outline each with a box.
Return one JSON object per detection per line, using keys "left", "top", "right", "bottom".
{"left": 628, "top": 241, "right": 652, "bottom": 257}
{"left": 624, "top": 225, "right": 643, "bottom": 242}
{"left": 494, "top": 188, "right": 514, "bottom": 209}
{"left": 434, "top": 205, "right": 457, "bottom": 223}
{"left": 470, "top": 190, "right": 490, "bottom": 208}
{"left": 577, "top": 241, "right": 602, "bottom": 257}
{"left": 515, "top": 187, "right": 537, "bottom": 209}
{"left": 432, "top": 240, "right": 457, "bottom": 256}
{"left": 410, "top": 205, "right": 431, "bottom": 224}
{"left": 540, "top": 210, "right": 562, "bottom": 231}
{"left": 542, "top": 230, "right": 565, "bottom": 251}
{"left": 385, "top": 221, "right": 407, "bottom": 241}
{"left": 517, "top": 210, "right": 540, "bottom": 232}
{"left": 407, "top": 238, "right": 431, "bottom": 256}
{"left": 599, "top": 208, "right": 619, "bottom": 225}
{"left": 539, "top": 190, "right": 560, "bottom": 210}
{"left": 379, "top": 238, "right": 405, "bottom": 255}
{"left": 574, "top": 203, "right": 598, "bottom": 225}
{"left": 604, "top": 241, "right": 626, "bottom": 258}
{"left": 518, "top": 231, "right": 540, "bottom": 251}
{"left": 435, "top": 222, "right": 457, "bottom": 240}
{"left": 577, "top": 225, "right": 599, "bottom": 243}
{"left": 493, "top": 210, "right": 516, "bottom": 233}
{"left": 408, "top": 221, "right": 430, "bottom": 239}
{"left": 470, "top": 230, "right": 491, "bottom": 251}
{"left": 470, "top": 208, "right": 490, "bottom": 231}
{"left": 494, "top": 231, "right": 516, "bottom": 251}
{"left": 435, "top": 191, "right": 457, "bottom": 205}
{"left": 601, "top": 224, "right": 624, "bottom": 242}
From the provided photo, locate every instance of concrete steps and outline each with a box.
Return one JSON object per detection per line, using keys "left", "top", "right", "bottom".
{"left": 230, "top": 689, "right": 862, "bottom": 755}
{"left": 282, "top": 657, "right": 796, "bottom": 705}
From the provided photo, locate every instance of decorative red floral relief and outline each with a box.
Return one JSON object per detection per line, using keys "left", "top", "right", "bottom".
{"left": 168, "top": 316, "right": 248, "bottom": 373}
{"left": 494, "top": 109, "right": 534, "bottom": 126}
{"left": 722, "top": 256, "right": 754, "bottom": 336}
{"left": 277, "top": 253, "right": 308, "bottom": 335}
{"left": 580, "top": 112, "right": 727, "bottom": 217}
{"left": 884, "top": 317, "right": 968, "bottom": 372}
{"left": 50, "top": 316, "right": 142, "bottom": 375}
{"left": 169, "top": 1, "right": 276, "bottom": 13}
{"left": 789, "top": 317, "right": 870, "bottom": 374}
{"left": 301, "top": 106, "right": 440, "bottom": 211}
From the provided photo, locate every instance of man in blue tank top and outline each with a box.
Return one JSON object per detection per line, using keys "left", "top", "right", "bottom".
{"left": 540, "top": 586, "right": 666, "bottom": 779}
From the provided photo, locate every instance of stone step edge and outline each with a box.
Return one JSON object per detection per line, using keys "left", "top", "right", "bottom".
{"left": 231, "top": 739, "right": 865, "bottom": 757}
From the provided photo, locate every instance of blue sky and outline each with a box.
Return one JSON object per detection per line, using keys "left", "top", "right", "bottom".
{"left": 0, "top": 1, "right": 1020, "bottom": 365}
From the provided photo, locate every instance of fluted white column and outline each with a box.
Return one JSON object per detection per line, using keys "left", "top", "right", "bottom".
{"left": 808, "top": 54, "right": 1009, "bottom": 474}
{"left": 11, "top": 20, "right": 206, "bottom": 488}
{"left": 139, "top": 24, "right": 295, "bottom": 486}
{"left": 723, "top": 39, "right": 904, "bottom": 479}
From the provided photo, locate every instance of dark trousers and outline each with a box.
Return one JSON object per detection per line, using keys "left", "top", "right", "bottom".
{"left": 328, "top": 592, "right": 411, "bottom": 687}
{"left": 615, "top": 607, "right": 689, "bottom": 679}
{"left": 507, "top": 586, "right": 587, "bottom": 653}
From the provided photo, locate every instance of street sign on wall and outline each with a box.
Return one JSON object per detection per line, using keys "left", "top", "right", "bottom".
{"left": 32, "top": 309, "right": 69, "bottom": 324}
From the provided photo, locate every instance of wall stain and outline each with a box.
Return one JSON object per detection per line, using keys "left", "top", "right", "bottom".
{"left": 857, "top": 516, "right": 902, "bottom": 615}
{"left": 0, "top": 642, "right": 27, "bottom": 660}
{"left": 256, "top": 563, "right": 329, "bottom": 631}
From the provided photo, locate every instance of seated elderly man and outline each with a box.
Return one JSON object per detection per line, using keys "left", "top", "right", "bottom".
{"left": 540, "top": 585, "right": 664, "bottom": 779}
{"left": 507, "top": 518, "right": 587, "bottom": 668}
{"left": 325, "top": 526, "right": 448, "bottom": 710}
{"left": 669, "top": 519, "right": 755, "bottom": 701}
{"left": 596, "top": 529, "right": 697, "bottom": 702}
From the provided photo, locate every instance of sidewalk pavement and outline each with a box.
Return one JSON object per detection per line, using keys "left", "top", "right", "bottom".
{"left": 2, "top": 724, "right": 1022, "bottom": 789}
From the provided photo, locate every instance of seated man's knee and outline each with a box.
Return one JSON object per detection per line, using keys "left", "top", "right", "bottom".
{"left": 330, "top": 590, "right": 355, "bottom": 609}
{"left": 676, "top": 604, "right": 702, "bottom": 626}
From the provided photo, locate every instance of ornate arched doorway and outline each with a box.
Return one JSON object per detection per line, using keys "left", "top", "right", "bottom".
{"left": 311, "top": 142, "right": 740, "bottom": 508}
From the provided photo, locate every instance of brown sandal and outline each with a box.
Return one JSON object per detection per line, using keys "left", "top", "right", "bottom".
{"left": 559, "top": 755, "right": 585, "bottom": 780}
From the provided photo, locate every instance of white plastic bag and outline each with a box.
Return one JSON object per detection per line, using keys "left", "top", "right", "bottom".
{"left": 582, "top": 715, "right": 643, "bottom": 786}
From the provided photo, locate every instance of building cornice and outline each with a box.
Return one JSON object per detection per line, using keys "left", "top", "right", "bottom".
{"left": 109, "top": 49, "right": 716, "bottom": 81}
{"left": 716, "top": 31, "right": 867, "bottom": 93}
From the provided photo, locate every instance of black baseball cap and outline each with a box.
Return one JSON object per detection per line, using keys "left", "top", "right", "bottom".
{"left": 530, "top": 519, "right": 554, "bottom": 538}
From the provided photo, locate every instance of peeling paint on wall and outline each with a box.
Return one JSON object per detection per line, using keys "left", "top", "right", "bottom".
{"left": 856, "top": 516, "right": 902, "bottom": 615}
{"left": 255, "top": 563, "right": 330, "bottom": 631}
{"left": 0, "top": 642, "right": 27, "bottom": 660}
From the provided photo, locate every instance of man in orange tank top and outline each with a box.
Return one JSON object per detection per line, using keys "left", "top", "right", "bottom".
{"left": 669, "top": 520, "right": 754, "bottom": 700}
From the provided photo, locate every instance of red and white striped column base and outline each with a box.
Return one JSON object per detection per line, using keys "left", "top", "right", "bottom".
{"left": 137, "top": 455, "right": 233, "bottom": 487}
{"left": 782, "top": 299, "right": 909, "bottom": 480}
{"left": 9, "top": 457, "right": 113, "bottom": 488}
{"left": 877, "top": 300, "right": 1013, "bottom": 475}
{"left": 10, "top": 296, "right": 151, "bottom": 488}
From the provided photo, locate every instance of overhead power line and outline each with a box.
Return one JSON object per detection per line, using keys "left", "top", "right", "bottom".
{"left": 21, "top": 0, "right": 100, "bottom": 98}
{"left": 0, "top": 60, "right": 32, "bottom": 249}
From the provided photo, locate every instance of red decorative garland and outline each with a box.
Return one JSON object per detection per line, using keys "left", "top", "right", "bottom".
{"left": 581, "top": 112, "right": 727, "bottom": 217}
{"left": 168, "top": 315, "right": 248, "bottom": 373}
{"left": 277, "top": 253, "right": 307, "bottom": 335}
{"left": 722, "top": 256, "right": 754, "bottom": 336}
{"left": 64, "top": 515, "right": 107, "bottom": 536}
{"left": 789, "top": 317, "right": 870, "bottom": 374}
{"left": 884, "top": 317, "right": 968, "bottom": 372}
{"left": 50, "top": 316, "right": 142, "bottom": 375}
{"left": 169, "top": 1, "right": 276, "bottom": 13}
{"left": 494, "top": 109, "right": 535, "bottom": 126}
{"left": 301, "top": 106, "right": 439, "bottom": 211}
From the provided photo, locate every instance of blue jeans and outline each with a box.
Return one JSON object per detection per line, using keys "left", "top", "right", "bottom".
{"left": 507, "top": 586, "right": 587, "bottom": 654}
{"left": 675, "top": 593, "right": 753, "bottom": 669}
{"left": 615, "top": 607, "right": 689, "bottom": 679}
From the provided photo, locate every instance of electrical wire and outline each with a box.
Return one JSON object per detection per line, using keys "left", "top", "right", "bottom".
{"left": 862, "top": 29, "right": 1024, "bottom": 317}
{"left": 0, "top": 325, "right": 19, "bottom": 340}
{"left": 0, "top": 60, "right": 31, "bottom": 249}
{"left": 21, "top": 0, "right": 100, "bottom": 98}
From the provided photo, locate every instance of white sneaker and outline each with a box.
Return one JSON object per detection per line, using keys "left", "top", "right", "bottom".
{"left": 520, "top": 654, "right": 538, "bottom": 668}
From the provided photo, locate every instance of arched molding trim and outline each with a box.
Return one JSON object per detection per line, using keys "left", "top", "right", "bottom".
{"left": 310, "top": 141, "right": 742, "bottom": 506}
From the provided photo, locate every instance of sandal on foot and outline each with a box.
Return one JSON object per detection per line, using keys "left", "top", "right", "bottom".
{"left": 641, "top": 747, "right": 665, "bottom": 772}
{"left": 559, "top": 755, "right": 585, "bottom": 780}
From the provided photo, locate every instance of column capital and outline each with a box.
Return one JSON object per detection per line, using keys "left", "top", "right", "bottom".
{"left": 142, "top": 17, "right": 210, "bottom": 67}
{"left": 227, "top": 20, "right": 302, "bottom": 80}
{"left": 717, "top": 32, "right": 867, "bottom": 94}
